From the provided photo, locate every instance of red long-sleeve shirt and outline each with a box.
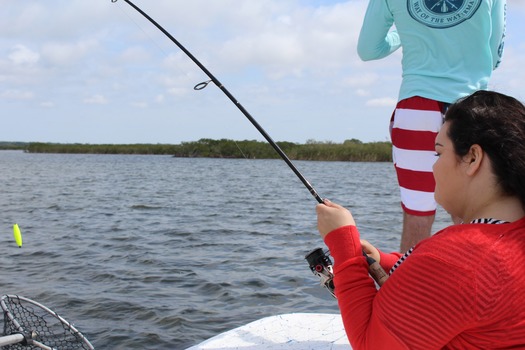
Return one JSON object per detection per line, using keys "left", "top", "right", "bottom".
{"left": 324, "top": 216, "right": 525, "bottom": 349}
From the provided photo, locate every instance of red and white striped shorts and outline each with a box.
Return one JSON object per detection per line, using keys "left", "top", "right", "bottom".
{"left": 390, "top": 96, "right": 446, "bottom": 216}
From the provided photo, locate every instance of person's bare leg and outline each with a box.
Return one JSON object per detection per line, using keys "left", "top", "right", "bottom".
{"left": 400, "top": 212, "right": 434, "bottom": 252}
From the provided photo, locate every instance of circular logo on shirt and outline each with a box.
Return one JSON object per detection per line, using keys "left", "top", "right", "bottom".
{"left": 407, "top": 0, "right": 482, "bottom": 29}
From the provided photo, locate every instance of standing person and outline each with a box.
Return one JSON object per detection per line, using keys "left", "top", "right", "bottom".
{"left": 357, "top": 0, "right": 506, "bottom": 252}
{"left": 316, "top": 90, "right": 525, "bottom": 349}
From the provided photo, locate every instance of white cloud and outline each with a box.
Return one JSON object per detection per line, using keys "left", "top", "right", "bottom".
{"left": 119, "top": 46, "right": 151, "bottom": 63}
{"left": 344, "top": 73, "right": 380, "bottom": 88}
{"left": 41, "top": 39, "right": 98, "bottom": 66}
{"left": 355, "top": 89, "right": 369, "bottom": 97}
{"left": 1, "top": 89, "right": 34, "bottom": 100}
{"left": 155, "top": 94, "right": 165, "bottom": 103}
{"left": 40, "top": 101, "right": 55, "bottom": 108}
{"left": 166, "top": 87, "right": 189, "bottom": 97}
{"left": 84, "top": 94, "right": 108, "bottom": 105}
{"left": 8, "top": 45, "right": 40, "bottom": 65}
{"left": 216, "top": 1, "right": 366, "bottom": 78}
{"left": 132, "top": 101, "right": 148, "bottom": 108}
{"left": 366, "top": 97, "right": 397, "bottom": 108}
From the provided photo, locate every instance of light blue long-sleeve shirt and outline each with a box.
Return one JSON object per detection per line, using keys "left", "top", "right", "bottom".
{"left": 357, "top": 0, "right": 506, "bottom": 103}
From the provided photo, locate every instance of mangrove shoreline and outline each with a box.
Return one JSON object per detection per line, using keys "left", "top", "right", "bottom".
{"left": 0, "top": 138, "right": 392, "bottom": 162}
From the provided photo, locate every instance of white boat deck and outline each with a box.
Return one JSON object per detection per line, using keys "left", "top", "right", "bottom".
{"left": 187, "top": 313, "right": 351, "bottom": 349}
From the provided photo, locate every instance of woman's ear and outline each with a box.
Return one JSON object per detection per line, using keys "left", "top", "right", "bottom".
{"left": 465, "top": 144, "right": 484, "bottom": 176}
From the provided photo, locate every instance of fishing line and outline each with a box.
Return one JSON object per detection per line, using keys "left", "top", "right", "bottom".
{"left": 111, "top": 0, "right": 388, "bottom": 287}
{"left": 234, "top": 141, "right": 249, "bottom": 160}
{"left": 112, "top": 0, "right": 194, "bottom": 87}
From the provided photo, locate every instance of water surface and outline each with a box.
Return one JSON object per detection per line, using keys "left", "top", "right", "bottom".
{"left": 0, "top": 151, "right": 449, "bottom": 349}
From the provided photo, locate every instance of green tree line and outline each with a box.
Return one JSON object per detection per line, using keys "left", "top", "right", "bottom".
{"left": 0, "top": 142, "right": 28, "bottom": 150}
{"left": 8, "top": 138, "right": 392, "bottom": 162}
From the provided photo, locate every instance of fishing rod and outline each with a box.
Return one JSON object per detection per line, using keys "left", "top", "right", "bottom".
{"left": 111, "top": 0, "right": 322, "bottom": 204}
{"left": 111, "top": 0, "right": 388, "bottom": 288}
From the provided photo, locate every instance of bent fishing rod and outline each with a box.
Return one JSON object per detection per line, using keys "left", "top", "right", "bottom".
{"left": 111, "top": 0, "right": 388, "bottom": 287}
{"left": 111, "top": 0, "right": 322, "bottom": 204}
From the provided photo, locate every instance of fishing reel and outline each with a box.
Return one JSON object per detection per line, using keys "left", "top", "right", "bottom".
{"left": 305, "top": 248, "right": 335, "bottom": 298}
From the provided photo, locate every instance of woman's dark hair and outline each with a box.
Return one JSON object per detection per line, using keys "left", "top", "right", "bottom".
{"left": 445, "top": 90, "right": 525, "bottom": 204}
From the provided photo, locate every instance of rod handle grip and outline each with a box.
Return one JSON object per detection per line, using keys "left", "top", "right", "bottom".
{"left": 363, "top": 252, "right": 389, "bottom": 286}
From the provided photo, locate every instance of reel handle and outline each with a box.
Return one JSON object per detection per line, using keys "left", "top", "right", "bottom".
{"left": 305, "top": 248, "right": 335, "bottom": 298}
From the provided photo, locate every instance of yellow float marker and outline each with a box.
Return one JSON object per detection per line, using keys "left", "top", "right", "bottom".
{"left": 13, "top": 224, "right": 22, "bottom": 248}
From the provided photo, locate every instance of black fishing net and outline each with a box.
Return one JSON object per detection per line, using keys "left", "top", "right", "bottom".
{"left": 1, "top": 295, "right": 94, "bottom": 349}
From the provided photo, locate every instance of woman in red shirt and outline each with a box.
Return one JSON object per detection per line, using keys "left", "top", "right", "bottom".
{"left": 317, "top": 90, "right": 525, "bottom": 349}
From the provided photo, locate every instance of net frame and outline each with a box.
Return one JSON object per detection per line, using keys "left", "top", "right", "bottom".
{"left": 1, "top": 295, "right": 94, "bottom": 350}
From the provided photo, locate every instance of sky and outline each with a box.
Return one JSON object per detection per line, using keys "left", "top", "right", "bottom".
{"left": 1, "top": 1, "right": 524, "bottom": 145}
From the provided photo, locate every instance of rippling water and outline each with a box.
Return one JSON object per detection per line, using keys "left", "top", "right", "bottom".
{"left": 0, "top": 151, "right": 449, "bottom": 349}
